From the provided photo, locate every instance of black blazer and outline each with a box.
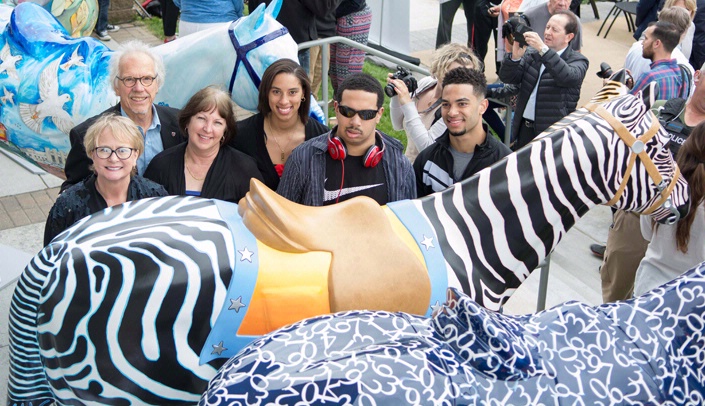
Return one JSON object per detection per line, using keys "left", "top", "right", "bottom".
{"left": 61, "top": 104, "right": 185, "bottom": 192}
{"left": 144, "top": 143, "right": 264, "bottom": 203}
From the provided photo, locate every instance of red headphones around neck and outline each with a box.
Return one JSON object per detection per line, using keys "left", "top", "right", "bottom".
{"left": 327, "top": 131, "right": 386, "bottom": 168}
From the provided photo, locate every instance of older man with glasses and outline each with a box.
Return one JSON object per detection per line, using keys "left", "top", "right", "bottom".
{"left": 277, "top": 72, "right": 416, "bottom": 206}
{"left": 62, "top": 40, "right": 185, "bottom": 192}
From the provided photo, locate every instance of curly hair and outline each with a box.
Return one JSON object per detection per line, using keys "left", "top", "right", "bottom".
{"left": 441, "top": 67, "right": 487, "bottom": 99}
{"left": 429, "top": 43, "right": 482, "bottom": 81}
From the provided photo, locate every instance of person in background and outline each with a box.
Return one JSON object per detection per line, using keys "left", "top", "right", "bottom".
{"left": 94, "top": 0, "right": 120, "bottom": 41}
{"left": 689, "top": 0, "right": 705, "bottom": 69}
{"left": 161, "top": 0, "right": 180, "bottom": 43}
{"left": 249, "top": 0, "right": 337, "bottom": 74}
{"left": 435, "top": 0, "right": 476, "bottom": 49}
{"left": 498, "top": 10, "right": 588, "bottom": 150}
{"left": 635, "top": 0, "right": 662, "bottom": 41}
{"left": 144, "top": 87, "right": 262, "bottom": 202}
{"left": 414, "top": 67, "right": 511, "bottom": 197}
{"left": 474, "top": 0, "right": 502, "bottom": 75}
{"left": 387, "top": 43, "right": 483, "bottom": 162}
{"left": 629, "top": 21, "right": 691, "bottom": 100}
{"left": 330, "top": 0, "right": 373, "bottom": 93}
{"left": 44, "top": 115, "right": 167, "bottom": 246}
{"left": 278, "top": 73, "right": 415, "bottom": 206}
{"left": 310, "top": 1, "right": 343, "bottom": 96}
{"left": 662, "top": 0, "right": 697, "bottom": 60}
{"left": 62, "top": 41, "right": 185, "bottom": 192}
{"left": 231, "top": 59, "right": 329, "bottom": 190}
{"left": 633, "top": 120, "right": 705, "bottom": 296}
{"left": 624, "top": 6, "right": 693, "bottom": 90}
{"left": 174, "top": 0, "right": 244, "bottom": 37}
{"left": 521, "top": 0, "right": 583, "bottom": 51}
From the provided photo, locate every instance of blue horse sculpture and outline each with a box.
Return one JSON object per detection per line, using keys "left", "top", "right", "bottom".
{"left": 0, "top": 0, "right": 313, "bottom": 178}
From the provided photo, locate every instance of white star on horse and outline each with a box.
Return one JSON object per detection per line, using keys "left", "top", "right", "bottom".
{"left": 19, "top": 59, "right": 74, "bottom": 134}
{"left": 0, "top": 42, "right": 22, "bottom": 81}
{"left": 1, "top": 86, "right": 14, "bottom": 106}
{"left": 60, "top": 47, "right": 86, "bottom": 71}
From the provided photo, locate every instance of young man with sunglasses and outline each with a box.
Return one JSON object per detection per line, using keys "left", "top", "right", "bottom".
{"left": 277, "top": 72, "right": 416, "bottom": 206}
{"left": 413, "top": 67, "right": 511, "bottom": 197}
{"left": 62, "top": 41, "right": 185, "bottom": 192}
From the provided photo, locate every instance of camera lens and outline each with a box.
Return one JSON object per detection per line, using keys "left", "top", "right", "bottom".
{"left": 384, "top": 83, "right": 397, "bottom": 97}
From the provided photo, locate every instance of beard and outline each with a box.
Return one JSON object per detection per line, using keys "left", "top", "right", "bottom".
{"left": 449, "top": 129, "right": 468, "bottom": 137}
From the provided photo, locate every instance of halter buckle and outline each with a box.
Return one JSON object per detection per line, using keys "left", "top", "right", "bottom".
{"left": 631, "top": 140, "right": 645, "bottom": 154}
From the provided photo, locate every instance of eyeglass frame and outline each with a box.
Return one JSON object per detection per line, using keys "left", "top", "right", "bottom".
{"left": 93, "top": 146, "right": 136, "bottom": 160}
{"left": 337, "top": 105, "right": 380, "bottom": 121}
{"left": 115, "top": 75, "right": 158, "bottom": 88}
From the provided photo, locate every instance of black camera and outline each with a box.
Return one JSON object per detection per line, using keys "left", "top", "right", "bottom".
{"left": 596, "top": 62, "right": 614, "bottom": 79}
{"left": 502, "top": 15, "right": 533, "bottom": 48}
{"left": 385, "top": 66, "right": 418, "bottom": 97}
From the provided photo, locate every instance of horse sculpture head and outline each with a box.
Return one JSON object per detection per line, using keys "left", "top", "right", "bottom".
{"left": 0, "top": 0, "right": 299, "bottom": 177}
{"left": 154, "top": 0, "right": 298, "bottom": 111}
{"left": 534, "top": 79, "right": 688, "bottom": 225}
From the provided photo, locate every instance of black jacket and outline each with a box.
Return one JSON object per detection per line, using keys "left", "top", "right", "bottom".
{"left": 62, "top": 104, "right": 184, "bottom": 192}
{"left": 45, "top": 174, "right": 167, "bottom": 246}
{"left": 248, "top": 0, "right": 337, "bottom": 44}
{"left": 690, "top": 0, "right": 705, "bottom": 69}
{"left": 144, "top": 143, "right": 263, "bottom": 203}
{"left": 499, "top": 46, "right": 588, "bottom": 147}
{"left": 230, "top": 113, "right": 329, "bottom": 190}
{"left": 413, "top": 130, "right": 512, "bottom": 197}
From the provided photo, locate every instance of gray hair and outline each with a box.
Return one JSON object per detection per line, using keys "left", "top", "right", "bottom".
{"left": 109, "top": 40, "right": 166, "bottom": 92}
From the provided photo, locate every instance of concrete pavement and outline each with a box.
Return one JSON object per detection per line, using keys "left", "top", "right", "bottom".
{"left": 0, "top": 2, "right": 639, "bottom": 401}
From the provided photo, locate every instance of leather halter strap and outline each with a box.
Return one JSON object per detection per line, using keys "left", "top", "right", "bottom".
{"left": 584, "top": 103, "right": 681, "bottom": 216}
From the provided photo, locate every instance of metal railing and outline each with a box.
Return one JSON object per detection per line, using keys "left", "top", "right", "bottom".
{"left": 297, "top": 37, "right": 513, "bottom": 148}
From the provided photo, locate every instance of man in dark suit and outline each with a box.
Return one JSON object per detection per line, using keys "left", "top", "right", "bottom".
{"left": 62, "top": 41, "right": 184, "bottom": 192}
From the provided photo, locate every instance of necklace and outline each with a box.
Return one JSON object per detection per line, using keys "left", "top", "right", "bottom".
{"left": 265, "top": 120, "right": 293, "bottom": 163}
{"left": 185, "top": 163, "right": 205, "bottom": 181}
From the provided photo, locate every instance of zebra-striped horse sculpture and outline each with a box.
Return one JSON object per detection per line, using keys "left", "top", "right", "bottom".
{"left": 7, "top": 84, "right": 689, "bottom": 405}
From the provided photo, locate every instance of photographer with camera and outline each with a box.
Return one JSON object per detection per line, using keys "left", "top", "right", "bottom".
{"left": 387, "top": 44, "right": 482, "bottom": 162}
{"left": 498, "top": 10, "right": 588, "bottom": 150}
{"left": 522, "top": 0, "right": 583, "bottom": 51}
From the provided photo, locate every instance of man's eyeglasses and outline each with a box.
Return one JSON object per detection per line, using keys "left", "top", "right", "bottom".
{"left": 94, "top": 147, "right": 135, "bottom": 160}
{"left": 338, "top": 105, "right": 379, "bottom": 120}
{"left": 116, "top": 75, "right": 157, "bottom": 87}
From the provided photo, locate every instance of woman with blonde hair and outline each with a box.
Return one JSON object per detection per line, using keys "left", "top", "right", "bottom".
{"left": 633, "top": 120, "right": 705, "bottom": 295}
{"left": 662, "top": 0, "right": 697, "bottom": 59}
{"left": 44, "top": 115, "right": 167, "bottom": 245}
{"left": 387, "top": 43, "right": 484, "bottom": 162}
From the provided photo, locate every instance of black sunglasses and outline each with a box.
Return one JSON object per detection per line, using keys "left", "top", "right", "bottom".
{"left": 338, "top": 105, "right": 379, "bottom": 120}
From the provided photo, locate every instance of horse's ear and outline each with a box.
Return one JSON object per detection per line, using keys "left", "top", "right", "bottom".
{"left": 636, "top": 82, "right": 658, "bottom": 110}
{"left": 266, "top": 0, "right": 283, "bottom": 19}
{"left": 244, "top": 0, "right": 267, "bottom": 32}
